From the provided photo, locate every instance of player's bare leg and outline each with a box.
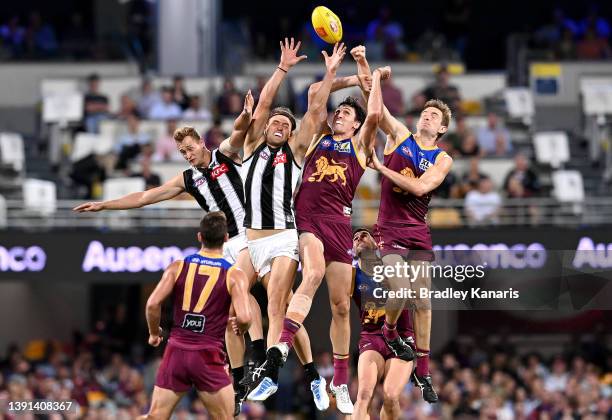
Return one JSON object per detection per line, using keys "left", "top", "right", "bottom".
{"left": 138, "top": 386, "right": 185, "bottom": 420}
{"left": 353, "top": 350, "right": 384, "bottom": 420}
{"left": 261, "top": 256, "right": 299, "bottom": 346}
{"left": 380, "top": 358, "right": 413, "bottom": 420}
{"left": 408, "top": 261, "right": 438, "bottom": 403}
{"left": 227, "top": 248, "right": 264, "bottom": 414}
{"left": 324, "top": 260, "right": 354, "bottom": 414}
{"left": 380, "top": 253, "right": 416, "bottom": 362}
{"left": 247, "top": 233, "right": 325, "bottom": 402}
{"left": 196, "top": 384, "right": 235, "bottom": 420}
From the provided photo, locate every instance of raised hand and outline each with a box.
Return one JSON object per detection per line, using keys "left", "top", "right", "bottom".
{"left": 322, "top": 42, "right": 346, "bottom": 74}
{"left": 73, "top": 202, "right": 104, "bottom": 212}
{"left": 243, "top": 89, "right": 254, "bottom": 116}
{"left": 350, "top": 45, "right": 367, "bottom": 63}
{"left": 279, "top": 37, "right": 307, "bottom": 70}
{"left": 375, "top": 66, "right": 392, "bottom": 81}
{"left": 366, "top": 149, "right": 384, "bottom": 172}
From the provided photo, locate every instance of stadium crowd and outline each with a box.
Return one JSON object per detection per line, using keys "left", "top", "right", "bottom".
{"left": 1, "top": 317, "right": 609, "bottom": 419}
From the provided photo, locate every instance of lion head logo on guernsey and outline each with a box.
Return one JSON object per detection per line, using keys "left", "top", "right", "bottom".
{"left": 308, "top": 156, "right": 348, "bottom": 185}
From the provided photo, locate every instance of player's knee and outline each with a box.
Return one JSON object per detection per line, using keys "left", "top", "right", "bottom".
{"left": 330, "top": 298, "right": 350, "bottom": 318}
{"left": 357, "top": 385, "right": 375, "bottom": 403}
{"left": 382, "top": 384, "right": 401, "bottom": 405}
{"left": 267, "top": 295, "right": 287, "bottom": 320}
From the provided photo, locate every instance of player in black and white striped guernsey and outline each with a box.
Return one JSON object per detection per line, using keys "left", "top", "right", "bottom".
{"left": 242, "top": 136, "right": 301, "bottom": 230}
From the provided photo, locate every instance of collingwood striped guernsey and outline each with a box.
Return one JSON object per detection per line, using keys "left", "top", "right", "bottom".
{"left": 183, "top": 149, "right": 245, "bottom": 238}
{"left": 242, "top": 141, "right": 301, "bottom": 229}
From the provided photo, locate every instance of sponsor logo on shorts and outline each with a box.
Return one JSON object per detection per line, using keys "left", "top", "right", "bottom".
{"left": 334, "top": 142, "right": 351, "bottom": 153}
{"left": 210, "top": 163, "right": 229, "bottom": 180}
{"left": 273, "top": 153, "right": 287, "bottom": 167}
{"left": 285, "top": 214, "right": 294, "bottom": 223}
{"left": 392, "top": 244, "right": 407, "bottom": 249}
{"left": 182, "top": 313, "right": 205, "bottom": 333}
{"left": 343, "top": 206, "right": 352, "bottom": 216}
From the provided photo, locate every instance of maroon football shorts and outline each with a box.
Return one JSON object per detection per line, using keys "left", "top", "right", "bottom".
{"left": 155, "top": 342, "right": 231, "bottom": 393}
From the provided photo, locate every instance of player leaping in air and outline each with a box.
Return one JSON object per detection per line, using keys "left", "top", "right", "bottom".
{"left": 248, "top": 42, "right": 388, "bottom": 415}
{"left": 352, "top": 45, "right": 454, "bottom": 403}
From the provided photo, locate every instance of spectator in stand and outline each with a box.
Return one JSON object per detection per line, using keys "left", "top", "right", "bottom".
{"left": 114, "top": 114, "right": 151, "bottom": 171}
{"left": 381, "top": 76, "right": 404, "bottom": 116}
{"left": 0, "top": 16, "right": 26, "bottom": 57}
{"left": 83, "top": 73, "right": 110, "bottom": 133}
{"left": 464, "top": 176, "right": 502, "bottom": 225}
{"left": 153, "top": 119, "right": 182, "bottom": 162}
{"left": 137, "top": 157, "right": 161, "bottom": 190}
{"left": 171, "top": 75, "right": 190, "bottom": 110}
{"left": 365, "top": 5, "right": 405, "bottom": 60}
{"left": 148, "top": 86, "right": 182, "bottom": 120}
{"left": 504, "top": 152, "right": 540, "bottom": 198}
{"left": 251, "top": 75, "right": 267, "bottom": 105}
{"left": 182, "top": 95, "right": 212, "bottom": 121}
{"left": 476, "top": 112, "right": 512, "bottom": 156}
{"left": 556, "top": 28, "right": 577, "bottom": 60}
{"left": 422, "top": 65, "right": 462, "bottom": 116}
{"left": 25, "top": 12, "right": 58, "bottom": 57}
{"left": 115, "top": 95, "right": 139, "bottom": 120}
{"left": 133, "top": 77, "right": 161, "bottom": 117}
{"left": 204, "top": 118, "right": 226, "bottom": 150}
{"left": 444, "top": 115, "right": 470, "bottom": 155}
{"left": 576, "top": 26, "right": 611, "bottom": 60}
{"left": 535, "top": 8, "right": 579, "bottom": 48}
{"left": 216, "top": 77, "right": 243, "bottom": 116}
{"left": 578, "top": 4, "right": 611, "bottom": 39}
{"left": 458, "top": 157, "right": 487, "bottom": 197}
{"left": 458, "top": 132, "right": 481, "bottom": 157}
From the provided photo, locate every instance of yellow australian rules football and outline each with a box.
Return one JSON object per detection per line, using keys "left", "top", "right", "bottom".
{"left": 311, "top": 6, "right": 343, "bottom": 44}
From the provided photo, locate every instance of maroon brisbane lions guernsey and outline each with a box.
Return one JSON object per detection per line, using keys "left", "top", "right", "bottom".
{"left": 295, "top": 134, "right": 365, "bottom": 222}
{"left": 169, "top": 251, "right": 234, "bottom": 351}
{"left": 378, "top": 133, "right": 446, "bottom": 227}
{"left": 375, "top": 134, "right": 448, "bottom": 256}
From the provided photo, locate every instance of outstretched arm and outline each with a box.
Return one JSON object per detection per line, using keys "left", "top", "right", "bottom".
{"left": 351, "top": 46, "right": 409, "bottom": 142}
{"left": 244, "top": 37, "right": 306, "bottom": 155}
{"left": 219, "top": 90, "right": 254, "bottom": 160}
{"left": 369, "top": 152, "right": 453, "bottom": 197}
{"left": 358, "top": 67, "right": 386, "bottom": 154}
{"left": 146, "top": 260, "right": 182, "bottom": 346}
{"left": 293, "top": 42, "right": 347, "bottom": 153}
{"left": 72, "top": 173, "right": 185, "bottom": 212}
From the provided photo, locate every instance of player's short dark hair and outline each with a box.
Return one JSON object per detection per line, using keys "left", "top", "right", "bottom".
{"left": 353, "top": 227, "right": 374, "bottom": 239}
{"left": 337, "top": 96, "right": 366, "bottom": 132}
{"left": 199, "top": 212, "right": 227, "bottom": 248}
{"left": 269, "top": 107, "right": 297, "bottom": 131}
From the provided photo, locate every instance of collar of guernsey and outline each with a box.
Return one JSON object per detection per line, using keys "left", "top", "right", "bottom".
{"left": 385, "top": 132, "right": 447, "bottom": 168}
{"left": 305, "top": 132, "right": 367, "bottom": 169}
